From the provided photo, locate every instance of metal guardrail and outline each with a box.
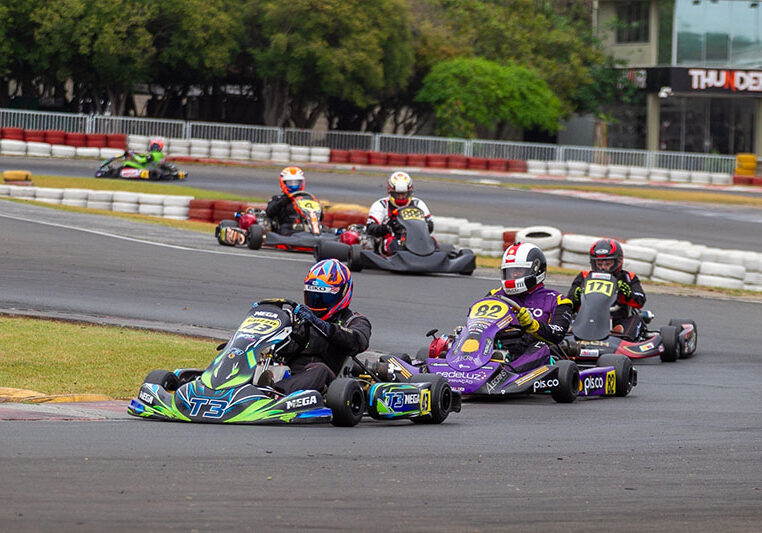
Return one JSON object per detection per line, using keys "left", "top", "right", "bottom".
{"left": 0, "top": 108, "right": 737, "bottom": 173}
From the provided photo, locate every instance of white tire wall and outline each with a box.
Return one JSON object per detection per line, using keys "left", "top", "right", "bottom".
{"left": 651, "top": 265, "right": 696, "bottom": 284}
{"left": 699, "top": 261, "right": 745, "bottom": 280}
{"left": 621, "top": 243, "right": 657, "bottom": 263}
{"left": 561, "top": 233, "right": 600, "bottom": 254}
{"left": 112, "top": 202, "right": 139, "bottom": 213}
{"left": 516, "top": 226, "right": 562, "bottom": 250}
{"left": 138, "top": 204, "right": 163, "bottom": 216}
{"left": 654, "top": 252, "right": 701, "bottom": 274}
{"left": 623, "top": 257, "right": 653, "bottom": 277}
{"left": 696, "top": 274, "right": 744, "bottom": 289}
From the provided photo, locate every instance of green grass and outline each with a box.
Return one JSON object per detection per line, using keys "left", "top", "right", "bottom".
{"left": 0, "top": 316, "right": 218, "bottom": 399}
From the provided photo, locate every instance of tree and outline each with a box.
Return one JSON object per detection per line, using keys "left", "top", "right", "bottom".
{"left": 245, "top": 0, "right": 414, "bottom": 127}
{"left": 33, "top": 0, "right": 155, "bottom": 115}
{"left": 416, "top": 57, "right": 562, "bottom": 138}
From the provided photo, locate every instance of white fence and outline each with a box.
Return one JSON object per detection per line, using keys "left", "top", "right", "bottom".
{"left": 0, "top": 108, "right": 737, "bottom": 173}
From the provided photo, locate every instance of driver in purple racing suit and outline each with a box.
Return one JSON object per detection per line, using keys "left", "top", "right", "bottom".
{"left": 488, "top": 242, "right": 573, "bottom": 373}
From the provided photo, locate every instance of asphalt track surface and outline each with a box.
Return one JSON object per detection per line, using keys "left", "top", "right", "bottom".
{"left": 1, "top": 162, "right": 761, "bottom": 531}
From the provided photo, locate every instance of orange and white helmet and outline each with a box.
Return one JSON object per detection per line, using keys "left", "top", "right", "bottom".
{"left": 279, "top": 166, "right": 305, "bottom": 194}
{"left": 387, "top": 171, "right": 413, "bottom": 207}
{"left": 148, "top": 138, "right": 164, "bottom": 152}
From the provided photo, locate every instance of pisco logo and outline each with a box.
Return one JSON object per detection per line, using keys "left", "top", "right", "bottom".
{"left": 532, "top": 378, "right": 559, "bottom": 392}
{"left": 582, "top": 376, "right": 604, "bottom": 394}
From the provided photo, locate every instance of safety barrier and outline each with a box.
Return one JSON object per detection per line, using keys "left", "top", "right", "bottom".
{"left": 0, "top": 185, "right": 193, "bottom": 219}
{"left": 0, "top": 107, "right": 739, "bottom": 175}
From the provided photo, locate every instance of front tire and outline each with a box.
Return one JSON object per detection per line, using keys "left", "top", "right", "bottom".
{"left": 551, "top": 360, "right": 579, "bottom": 403}
{"left": 144, "top": 370, "right": 179, "bottom": 392}
{"left": 347, "top": 244, "right": 363, "bottom": 272}
{"left": 669, "top": 318, "right": 698, "bottom": 358}
{"left": 597, "top": 354, "right": 634, "bottom": 397}
{"left": 409, "top": 374, "right": 453, "bottom": 424}
{"left": 659, "top": 326, "right": 680, "bottom": 362}
{"left": 326, "top": 378, "right": 365, "bottom": 427}
{"left": 247, "top": 225, "right": 264, "bottom": 250}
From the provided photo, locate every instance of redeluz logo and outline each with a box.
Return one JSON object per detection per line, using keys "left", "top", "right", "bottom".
{"left": 688, "top": 69, "right": 762, "bottom": 92}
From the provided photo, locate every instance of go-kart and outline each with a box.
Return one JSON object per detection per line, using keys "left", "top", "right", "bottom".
{"left": 127, "top": 298, "right": 460, "bottom": 426}
{"left": 215, "top": 191, "right": 340, "bottom": 253}
{"left": 314, "top": 205, "right": 476, "bottom": 275}
{"left": 95, "top": 152, "right": 187, "bottom": 180}
{"left": 373, "top": 294, "right": 637, "bottom": 403}
{"left": 563, "top": 271, "right": 698, "bottom": 363}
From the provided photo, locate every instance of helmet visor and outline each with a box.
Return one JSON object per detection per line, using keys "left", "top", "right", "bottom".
{"left": 502, "top": 265, "right": 535, "bottom": 281}
{"left": 390, "top": 190, "right": 411, "bottom": 206}
{"left": 284, "top": 179, "right": 303, "bottom": 192}
{"left": 592, "top": 258, "right": 616, "bottom": 272}
{"left": 304, "top": 284, "right": 341, "bottom": 314}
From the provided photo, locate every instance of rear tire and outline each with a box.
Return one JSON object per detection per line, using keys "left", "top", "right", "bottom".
{"left": 144, "top": 370, "right": 179, "bottom": 392}
{"left": 659, "top": 326, "right": 680, "bottom": 362}
{"left": 597, "top": 354, "right": 634, "bottom": 397}
{"left": 326, "top": 378, "right": 365, "bottom": 427}
{"left": 315, "top": 240, "right": 350, "bottom": 262}
{"left": 459, "top": 248, "right": 475, "bottom": 275}
{"left": 669, "top": 318, "right": 698, "bottom": 358}
{"left": 247, "top": 225, "right": 264, "bottom": 250}
{"left": 409, "top": 374, "right": 452, "bottom": 424}
{"left": 215, "top": 219, "right": 237, "bottom": 245}
{"left": 551, "top": 360, "right": 579, "bottom": 403}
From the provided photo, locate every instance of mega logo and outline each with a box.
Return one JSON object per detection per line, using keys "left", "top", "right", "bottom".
{"left": 532, "top": 378, "right": 559, "bottom": 392}
{"left": 382, "top": 391, "right": 421, "bottom": 411}
{"left": 253, "top": 311, "right": 279, "bottom": 319}
{"left": 138, "top": 390, "right": 154, "bottom": 404}
{"left": 286, "top": 396, "right": 318, "bottom": 409}
{"left": 582, "top": 376, "right": 605, "bottom": 394}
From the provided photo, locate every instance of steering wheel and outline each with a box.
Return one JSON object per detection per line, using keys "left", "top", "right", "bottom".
{"left": 255, "top": 298, "right": 300, "bottom": 310}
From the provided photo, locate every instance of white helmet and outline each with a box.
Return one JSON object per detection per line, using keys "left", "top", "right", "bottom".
{"left": 500, "top": 242, "right": 547, "bottom": 295}
{"left": 387, "top": 171, "right": 413, "bottom": 207}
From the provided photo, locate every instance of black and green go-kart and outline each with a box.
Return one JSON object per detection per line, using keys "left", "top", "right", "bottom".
{"left": 128, "top": 299, "right": 461, "bottom": 426}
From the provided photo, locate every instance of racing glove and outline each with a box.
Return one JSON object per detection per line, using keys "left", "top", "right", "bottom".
{"left": 294, "top": 304, "right": 334, "bottom": 338}
{"left": 516, "top": 307, "right": 539, "bottom": 333}
{"left": 572, "top": 286, "right": 582, "bottom": 304}
{"left": 617, "top": 279, "right": 632, "bottom": 298}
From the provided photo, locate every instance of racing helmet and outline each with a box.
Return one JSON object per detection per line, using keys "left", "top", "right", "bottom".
{"left": 501, "top": 242, "right": 546, "bottom": 295}
{"left": 148, "top": 138, "right": 164, "bottom": 152}
{"left": 279, "top": 166, "right": 305, "bottom": 194}
{"left": 303, "top": 259, "right": 353, "bottom": 319}
{"left": 589, "top": 238, "right": 623, "bottom": 274}
{"left": 387, "top": 171, "right": 413, "bottom": 207}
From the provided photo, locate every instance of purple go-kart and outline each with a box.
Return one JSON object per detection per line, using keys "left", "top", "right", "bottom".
{"left": 375, "top": 294, "right": 637, "bottom": 403}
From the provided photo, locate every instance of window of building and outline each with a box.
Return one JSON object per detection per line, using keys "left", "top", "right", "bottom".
{"left": 616, "top": 1, "right": 650, "bottom": 43}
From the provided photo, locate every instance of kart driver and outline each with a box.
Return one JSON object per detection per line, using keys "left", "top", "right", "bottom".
{"left": 486, "top": 242, "right": 573, "bottom": 373}
{"left": 268, "top": 259, "right": 372, "bottom": 395}
{"left": 126, "top": 138, "right": 166, "bottom": 167}
{"left": 567, "top": 238, "right": 646, "bottom": 340}
{"left": 366, "top": 171, "right": 433, "bottom": 256}
{"left": 266, "top": 166, "right": 311, "bottom": 235}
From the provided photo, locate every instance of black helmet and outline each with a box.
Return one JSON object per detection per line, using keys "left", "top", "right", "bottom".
{"left": 589, "top": 239, "right": 623, "bottom": 274}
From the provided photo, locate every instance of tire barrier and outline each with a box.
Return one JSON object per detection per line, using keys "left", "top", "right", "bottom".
{"left": 0, "top": 185, "right": 194, "bottom": 220}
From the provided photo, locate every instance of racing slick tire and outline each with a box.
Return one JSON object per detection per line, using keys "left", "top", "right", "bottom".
{"left": 551, "top": 360, "right": 579, "bottom": 403}
{"left": 659, "top": 325, "right": 681, "bottom": 362}
{"left": 596, "top": 354, "right": 634, "bottom": 397}
{"left": 458, "top": 248, "right": 475, "bottom": 275}
{"left": 326, "top": 378, "right": 365, "bottom": 427}
{"left": 409, "top": 374, "right": 453, "bottom": 424}
{"left": 347, "top": 244, "right": 363, "bottom": 272}
{"left": 144, "top": 370, "right": 179, "bottom": 392}
{"left": 247, "top": 225, "right": 264, "bottom": 250}
{"left": 315, "top": 240, "right": 350, "bottom": 262}
{"left": 669, "top": 318, "right": 698, "bottom": 358}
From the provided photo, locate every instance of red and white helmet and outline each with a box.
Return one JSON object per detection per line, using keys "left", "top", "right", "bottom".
{"left": 500, "top": 242, "right": 547, "bottom": 295}
{"left": 279, "top": 166, "right": 305, "bottom": 194}
{"left": 148, "top": 138, "right": 164, "bottom": 152}
{"left": 387, "top": 171, "right": 413, "bottom": 207}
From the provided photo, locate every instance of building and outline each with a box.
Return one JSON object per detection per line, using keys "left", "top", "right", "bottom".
{"left": 597, "top": 0, "right": 762, "bottom": 156}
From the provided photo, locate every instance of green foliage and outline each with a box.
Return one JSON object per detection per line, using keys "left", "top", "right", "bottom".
{"left": 573, "top": 56, "right": 641, "bottom": 118}
{"left": 417, "top": 57, "right": 562, "bottom": 138}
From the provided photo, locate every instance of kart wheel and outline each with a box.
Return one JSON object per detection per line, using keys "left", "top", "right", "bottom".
{"left": 326, "top": 378, "right": 365, "bottom": 427}
{"left": 315, "top": 240, "right": 350, "bottom": 262}
{"left": 347, "top": 244, "right": 363, "bottom": 272}
{"left": 458, "top": 248, "right": 475, "bottom": 275}
{"left": 596, "top": 354, "right": 634, "bottom": 397}
{"left": 551, "top": 360, "right": 579, "bottom": 403}
{"left": 247, "top": 225, "right": 264, "bottom": 250}
{"left": 410, "top": 374, "right": 453, "bottom": 424}
{"left": 659, "top": 325, "right": 680, "bottom": 362}
{"left": 669, "top": 318, "right": 698, "bottom": 358}
{"left": 144, "top": 370, "right": 179, "bottom": 392}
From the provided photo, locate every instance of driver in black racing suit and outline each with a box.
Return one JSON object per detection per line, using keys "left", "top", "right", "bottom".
{"left": 267, "top": 259, "right": 371, "bottom": 395}
{"left": 266, "top": 166, "right": 307, "bottom": 235}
